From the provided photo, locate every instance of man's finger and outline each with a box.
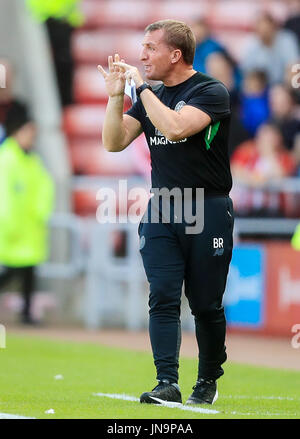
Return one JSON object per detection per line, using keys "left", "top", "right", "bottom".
{"left": 108, "top": 55, "right": 114, "bottom": 73}
{"left": 97, "top": 65, "right": 108, "bottom": 78}
{"left": 113, "top": 61, "right": 133, "bottom": 71}
{"left": 114, "top": 53, "right": 121, "bottom": 72}
{"left": 125, "top": 71, "right": 132, "bottom": 85}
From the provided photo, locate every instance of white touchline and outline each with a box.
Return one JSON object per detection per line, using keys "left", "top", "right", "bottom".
{"left": 0, "top": 413, "right": 36, "bottom": 419}
{"left": 94, "top": 393, "right": 140, "bottom": 402}
{"left": 224, "top": 395, "right": 299, "bottom": 401}
{"left": 93, "top": 392, "right": 219, "bottom": 415}
{"left": 93, "top": 392, "right": 297, "bottom": 417}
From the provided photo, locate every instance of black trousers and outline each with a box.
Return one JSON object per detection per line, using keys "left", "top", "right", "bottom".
{"left": 138, "top": 195, "right": 234, "bottom": 384}
{"left": 0, "top": 266, "right": 35, "bottom": 318}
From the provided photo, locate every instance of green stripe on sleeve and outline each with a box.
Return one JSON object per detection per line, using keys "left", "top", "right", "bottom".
{"left": 204, "top": 121, "right": 220, "bottom": 150}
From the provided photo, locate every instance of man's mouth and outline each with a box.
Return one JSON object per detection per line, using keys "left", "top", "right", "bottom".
{"left": 144, "top": 65, "right": 152, "bottom": 72}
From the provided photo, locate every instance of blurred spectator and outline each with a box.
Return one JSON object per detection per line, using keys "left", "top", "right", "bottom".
{"left": 27, "top": 0, "right": 84, "bottom": 26}
{"left": 284, "top": 0, "right": 300, "bottom": 48}
{"left": 192, "top": 18, "right": 225, "bottom": 74}
{"left": 26, "top": 0, "right": 84, "bottom": 107}
{"left": 0, "top": 103, "right": 55, "bottom": 325}
{"left": 0, "top": 58, "right": 26, "bottom": 143}
{"left": 242, "top": 12, "right": 299, "bottom": 85}
{"left": 192, "top": 19, "right": 239, "bottom": 76}
{"left": 231, "top": 123, "right": 296, "bottom": 216}
{"left": 240, "top": 70, "right": 270, "bottom": 137}
{"left": 45, "top": 18, "right": 76, "bottom": 107}
{"left": 284, "top": 63, "right": 300, "bottom": 105}
{"left": 269, "top": 84, "right": 300, "bottom": 151}
{"left": 193, "top": 19, "right": 242, "bottom": 89}
{"left": 205, "top": 52, "right": 239, "bottom": 105}
{"left": 292, "top": 133, "right": 300, "bottom": 175}
{"left": 284, "top": 0, "right": 300, "bottom": 104}
{"left": 205, "top": 52, "right": 249, "bottom": 156}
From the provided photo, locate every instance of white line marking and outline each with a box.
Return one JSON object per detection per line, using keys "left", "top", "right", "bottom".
{"left": 0, "top": 413, "right": 35, "bottom": 419}
{"left": 229, "top": 411, "right": 288, "bottom": 417}
{"left": 93, "top": 392, "right": 219, "bottom": 414}
{"left": 93, "top": 392, "right": 299, "bottom": 417}
{"left": 224, "top": 395, "right": 300, "bottom": 401}
{"left": 149, "top": 396, "right": 182, "bottom": 407}
{"left": 94, "top": 392, "right": 140, "bottom": 402}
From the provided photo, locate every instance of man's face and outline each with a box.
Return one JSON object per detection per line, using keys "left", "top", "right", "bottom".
{"left": 257, "top": 125, "right": 281, "bottom": 155}
{"left": 269, "top": 85, "right": 293, "bottom": 119}
{"left": 17, "top": 122, "right": 36, "bottom": 151}
{"left": 139, "top": 29, "right": 175, "bottom": 81}
{"left": 255, "top": 17, "right": 276, "bottom": 44}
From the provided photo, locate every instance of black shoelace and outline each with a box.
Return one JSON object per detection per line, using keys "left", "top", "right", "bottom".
{"left": 193, "top": 378, "right": 215, "bottom": 390}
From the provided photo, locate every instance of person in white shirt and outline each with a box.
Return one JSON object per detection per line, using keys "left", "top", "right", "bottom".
{"left": 242, "top": 12, "right": 299, "bottom": 85}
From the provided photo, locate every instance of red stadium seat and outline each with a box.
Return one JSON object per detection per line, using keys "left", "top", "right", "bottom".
{"left": 73, "top": 65, "right": 108, "bottom": 104}
{"left": 68, "top": 139, "right": 140, "bottom": 176}
{"left": 73, "top": 189, "right": 99, "bottom": 216}
{"left": 209, "top": 0, "right": 261, "bottom": 31}
{"left": 80, "top": 0, "right": 289, "bottom": 32}
{"left": 72, "top": 30, "right": 144, "bottom": 64}
{"left": 63, "top": 104, "right": 106, "bottom": 137}
{"left": 73, "top": 66, "right": 142, "bottom": 105}
{"left": 73, "top": 185, "right": 150, "bottom": 217}
{"left": 152, "top": 0, "right": 209, "bottom": 26}
{"left": 63, "top": 101, "right": 143, "bottom": 136}
{"left": 81, "top": 0, "right": 153, "bottom": 29}
{"left": 209, "top": 0, "right": 289, "bottom": 31}
{"left": 80, "top": 0, "right": 211, "bottom": 30}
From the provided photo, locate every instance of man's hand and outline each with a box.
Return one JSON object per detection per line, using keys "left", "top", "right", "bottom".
{"left": 98, "top": 54, "right": 143, "bottom": 152}
{"left": 97, "top": 54, "right": 126, "bottom": 98}
{"left": 113, "top": 61, "right": 144, "bottom": 89}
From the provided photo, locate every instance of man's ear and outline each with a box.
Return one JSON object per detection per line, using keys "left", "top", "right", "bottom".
{"left": 171, "top": 49, "right": 182, "bottom": 63}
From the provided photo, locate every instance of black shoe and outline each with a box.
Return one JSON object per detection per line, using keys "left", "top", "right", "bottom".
{"left": 186, "top": 378, "right": 218, "bottom": 405}
{"left": 140, "top": 380, "right": 182, "bottom": 405}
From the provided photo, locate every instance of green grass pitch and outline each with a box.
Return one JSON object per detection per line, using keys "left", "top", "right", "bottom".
{"left": 0, "top": 334, "right": 299, "bottom": 419}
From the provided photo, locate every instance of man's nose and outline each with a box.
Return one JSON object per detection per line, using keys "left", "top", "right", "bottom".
{"left": 140, "top": 47, "right": 147, "bottom": 61}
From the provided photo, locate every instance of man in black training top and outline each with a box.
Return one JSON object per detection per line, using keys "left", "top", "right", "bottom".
{"left": 97, "top": 19, "right": 234, "bottom": 406}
